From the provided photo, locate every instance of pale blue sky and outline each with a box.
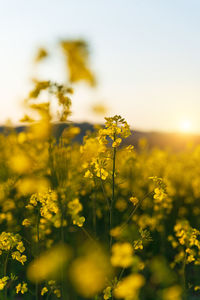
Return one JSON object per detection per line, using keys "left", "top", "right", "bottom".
{"left": 1, "top": 0, "right": 200, "bottom": 132}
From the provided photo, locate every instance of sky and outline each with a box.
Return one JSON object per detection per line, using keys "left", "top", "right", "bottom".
{"left": 1, "top": 0, "right": 200, "bottom": 133}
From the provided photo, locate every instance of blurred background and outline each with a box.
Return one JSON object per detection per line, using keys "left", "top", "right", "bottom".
{"left": 1, "top": 0, "right": 200, "bottom": 134}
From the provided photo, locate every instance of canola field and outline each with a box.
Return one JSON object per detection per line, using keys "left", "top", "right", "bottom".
{"left": 0, "top": 41, "right": 200, "bottom": 300}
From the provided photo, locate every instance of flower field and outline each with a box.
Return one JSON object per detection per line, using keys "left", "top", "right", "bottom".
{"left": 0, "top": 41, "right": 200, "bottom": 300}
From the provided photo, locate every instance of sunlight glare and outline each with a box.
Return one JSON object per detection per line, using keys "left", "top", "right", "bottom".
{"left": 179, "top": 120, "right": 193, "bottom": 133}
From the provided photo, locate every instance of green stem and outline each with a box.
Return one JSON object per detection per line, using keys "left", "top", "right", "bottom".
{"left": 121, "top": 191, "right": 154, "bottom": 232}
{"left": 58, "top": 193, "right": 65, "bottom": 300}
{"left": 93, "top": 178, "right": 97, "bottom": 237}
{"left": 3, "top": 252, "right": 9, "bottom": 300}
{"left": 110, "top": 145, "right": 116, "bottom": 250}
{"left": 118, "top": 267, "right": 125, "bottom": 282}
{"left": 35, "top": 209, "right": 40, "bottom": 300}
{"left": 3, "top": 253, "right": 9, "bottom": 276}
{"left": 182, "top": 252, "right": 187, "bottom": 300}
{"left": 99, "top": 178, "right": 110, "bottom": 243}
{"left": 36, "top": 211, "right": 40, "bottom": 247}
{"left": 46, "top": 290, "right": 52, "bottom": 300}
{"left": 61, "top": 209, "right": 64, "bottom": 243}
{"left": 100, "top": 178, "right": 110, "bottom": 209}
{"left": 81, "top": 227, "right": 96, "bottom": 243}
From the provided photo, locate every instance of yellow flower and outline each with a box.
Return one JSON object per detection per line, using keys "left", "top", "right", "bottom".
{"left": 9, "top": 153, "right": 31, "bottom": 174}
{"left": 68, "top": 198, "right": 82, "bottom": 215}
{"left": 95, "top": 164, "right": 109, "bottom": 180}
{"left": 110, "top": 226, "right": 122, "bottom": 238}
{"left": 54, "top": 289, "right": 61, "bottom": 298}
{"left": 41, "top": 286, "right": 48, "bottom": 296}
{"left": 16, "top": 282, "right": 28, "bottom": 294}
{"left": 111, "top": 243, "right": 133, "bottom": 268}
{"left": 19, "top": 255, "right": 27, "bottom": 265}
{"left": 0, "top": 277, "right": 9, "bottom": 290}
{"left": 48, "top": 280, "right": 56, "bottom": 286}
{"left": 103, "top": 286, "right": 112, "bottom": 300}
{"left": 73, "top": 216, "right": 85, "bottom": 227}
{"left": 69, "top": 247, "right": 111, "bottom": 298}
{"left": 27, "top": 244, "right": 71, "bottom": 282}
{"left": 133, "top": 240, "right": 143, "bottom": 251}
{"left": 17, "top": 241, "right": 25, "bottom": 253}
{"left": 114, "top": 274, "right": 145, "bottom": 300}
{"left": 22, "top": 219, "right": 31, "bottom": 227}
{"left": 154, "top": 187, "right": 166, "bottom": 203}
{"left": 129, "top": 197, "right": 139, "bottom": 206}
{"left": 126, "top": 145, "right": 134, "bottom": 152}
{"left": 162, "top": 285, "right": 182, "bottom": 300}
{"left": 84, "top": 170, "right": 93, "bottom": 178}
{"left": 12, "top": 251, "right": 27, "bottom": 265}
{"left": 112, "top": 138, "right": 122, "bottom": 148}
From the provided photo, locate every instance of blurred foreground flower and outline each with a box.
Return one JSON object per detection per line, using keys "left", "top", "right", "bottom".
{"left": 111, "top": 242, "right": 133, "bottom": 268}
{"left": 34, "top": 47, "right": 48, "bottom": 63}
{"left": 162, "top": 285, "right": 182, "bottom": 300}
{"left": 16, "top": 177, "right": 50, "bottom": 195}
{"left": 9, "top": 153, "right": 31, "bottom": 174}
{"left": 91, "top": 103, "right": 108, "bottom": 115}
{"left": 69, "top": 244, "right": 112, "bottom": 297}
{"left": 114, "top": 274, "right": 145, "bottom": 300}
{"left": 27, "top": 244, "right": 71, "bottom": 282}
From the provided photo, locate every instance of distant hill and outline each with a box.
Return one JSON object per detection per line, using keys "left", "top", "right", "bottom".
{"left": 0, "top": 122, "right": 200, "bottom": 152}
{"left": 125, "top": 130, "right": 200, "bottom": 151}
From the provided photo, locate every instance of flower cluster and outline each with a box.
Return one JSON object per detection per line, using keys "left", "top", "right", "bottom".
{"left": 24, "top": 190, "right": 64, "bottom": 229}
{"left": 41, "top": 280, "right": 61, "bottom": 298}
{"left": 169, "top": 220, "right": 200, "bottom": 266}
{"left": 16, "top": 282, "right": 28, "bottom": 294}
{"left": 0, "top": 277, "right": 9, "bottom": 290}
{"left": 67, "top": 198, "right": 85, "bottom": 227}
{"left": 0, "top": 232, "right": 26, "bottom": 265}
{"left": 98, "top": 115, "right": 131, "bottom": 147}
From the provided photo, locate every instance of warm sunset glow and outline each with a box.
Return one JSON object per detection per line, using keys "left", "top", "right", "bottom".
{"left": 179, "top": 120, "right": 193, "bottom": 133}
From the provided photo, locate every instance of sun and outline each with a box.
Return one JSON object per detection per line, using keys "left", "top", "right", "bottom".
{"left": 179, "top": 119, "right": 193, "bottom": 133}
